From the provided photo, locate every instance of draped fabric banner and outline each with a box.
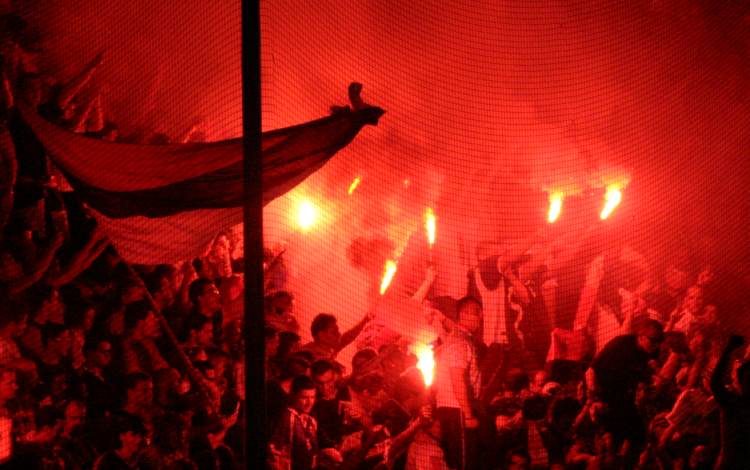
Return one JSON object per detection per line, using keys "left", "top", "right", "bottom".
{"left": 18, "top": 90, "right": 383, "bottom": 263}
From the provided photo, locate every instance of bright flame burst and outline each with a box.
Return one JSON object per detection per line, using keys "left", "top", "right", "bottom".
{"left": 348, "top": 177, "right": 361, "bottom": 195}
{"left": 379, "top": 260, "right": 398, "bottom": 295}
{"left": 547, "top": 193, "right": 563, "bottom": 223}
{"left": 414, "top": 344, "right": 435, "bottom": 387}
{"left": 599, "top": 186, "right": 623, "bottom": 220}
{"left": 296, "top": 200, "right": 319, "bottom": 231}
{"left": 424, "top": 208, "right": 436, "bottom": 246}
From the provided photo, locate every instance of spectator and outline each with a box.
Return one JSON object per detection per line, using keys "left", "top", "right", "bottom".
{"left": 186, "top": 278, "right": 223, "bottom": 344}
{"left": 92, "top": 414, "right": 148, "bottom": 470}
{"left": 268, "top": 375, "right": 319, "bottom": 470}
{"left": 301, "top": 311, "right": 373, "bottom": 365}
{"left": 434, "top": 296, "right": 482, "bottom": 470}
{"left": 587, "top": 318, "right": 664, "bottom": 464}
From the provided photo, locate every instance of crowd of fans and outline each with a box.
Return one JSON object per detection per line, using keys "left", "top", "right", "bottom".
{"left": 0, "top": 12, "right": 245, "bottom": 469}
{"left": 262, "top": 239, "right": 750, "bottom": 470}
{"left": 2, "top": 9, "right": 750, "bottom": 470}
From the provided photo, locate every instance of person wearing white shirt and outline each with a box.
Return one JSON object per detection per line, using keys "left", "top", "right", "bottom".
{"left": 434, "top": 296, "right": 482, "bottom": 470}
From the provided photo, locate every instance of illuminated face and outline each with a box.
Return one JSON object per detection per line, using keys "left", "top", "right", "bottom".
{"left": 319, "top": 323, "right": 341, "bottom": 350}
{"left": 459, "top": 302, "right": 482, "bottom": 334}
{"left": 93, "top": 341, "right": 112, "bottom": 367}
{"left": 293, "top": 388, "right": 317, "bottom": 414}
{"left": 0, "top": 371, "right": 17, "bottom": 403}
{"left": 120, "top": 431, "right": 143, "bottom": 453}
{"left": 197, "top": 322, "right": 214, "bottom": 345}
{"left": 130, "top": 379, "right": 154, "bottom": 405}
{"left": 313, "top": 370, "right": 338, "bottom": 400}
{"left": 63, "top": 402, "right": 86, "bottom": 434}
{"left": 200, "top": 284, "right": 222, "bottom": 312}
{"left": 507, "top": 454, "right": 530, "bottom": 470}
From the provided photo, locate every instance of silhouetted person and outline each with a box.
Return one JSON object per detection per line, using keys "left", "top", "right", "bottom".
{"left": 710, "top": 335, "right": 750, "bottom": 470}
{"left": 587, "top": 319, "right": 664, "bottom": 461}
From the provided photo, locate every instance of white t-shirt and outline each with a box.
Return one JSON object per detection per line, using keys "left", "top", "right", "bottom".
{"left": 435, "top": 330, "right": 480, "bottom": 408}
{"left": 406, "top": 431, "right": 451, "bottom": 470}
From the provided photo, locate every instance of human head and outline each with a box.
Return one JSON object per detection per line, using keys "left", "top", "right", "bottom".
{"left": 64, "top": 299, "right": 97, "bottom": 332}
{"left": 188, "top": 278, "right": 221, "bottom": 312}
{"left": 84, "top": 338, "right": 112, "bottom": 368}
{"left": 0, "top": 305, "right": 26, "bottom": 337}
{"left": 636, "top": 319, "right": 664, "bottom": 355}
{"left": 62, "top": 400, "right": 86, "bottom": 436}
{"left": 17, "top": 72, "right": 44, "bottom": 107}
{"left": 42, "top": 323, "right": 72, "bottom": 357}
{"left": 699, "top": 304, "right": 718, "bottom": 327}
{"left": 0, "top": 368, "right": 17, "bottom": 405}
{"left": 290, "top": 375, "right": 317, "bottom": 414}
{"left": 311, "top": 360, "right": 338, "bottom": 400}
{"left": 456, "top": 296, "right": 482, "bottom": 335}
{"left": 280, "top": 353, "right": 311, "bottom": 380}
{"left": 504, "top": 449, "right": 531, "bottom": 470}
{"left": 311, "top": 313, "right": 340, "bottom": 349}
{"left": 351, "top": 348, "right": 378, "bottom": 376}
{"left": 350, "top": 374, "right": 387, "bottom": 411}
{"left": 124, "top": 300, "right": 159, "bottom": 339}
{"left": 145, "top": 266, "right": 176, "bottom": 308}
{"left": 116, "top": 415, "right": 148, "bottom": 455}
{"left": 265, "top": 326, "right": 280, "bottom": 358}
{"left": 124, "top": 372, "right": 153, "bottom": 406}
{"left": 188, "top": 315, "right": 214, "bottom": 346}
{"left": 272, "top": 291, "right": 294, "bottom": 316}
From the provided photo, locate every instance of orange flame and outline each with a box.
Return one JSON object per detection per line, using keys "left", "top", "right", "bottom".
{"left": 379, "top": 260, "right": 398, "bottom": 295}
{"left": 348, "top": 177, "right": 361, "bottom": 195}
{"left": 414, "top": 344, "right": 435, "bottom": 387}
{"left": 425, "top": 208, "right": 436, "bottom": 246}
{"left": 296, "top": 200, "right": 319, "bottom": 231}
{"left": 600, "top": 186, "right": 623, "bottom": 220}
{"left": 547, "top": 193, "right": 563, "bottom": 223}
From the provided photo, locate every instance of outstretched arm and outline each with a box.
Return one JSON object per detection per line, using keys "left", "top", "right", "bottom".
{"left": 338, "top": 311, "right": 374, "bottom": 352}
{"left": 573, "top": 255, "right": 604, "bottom": 331}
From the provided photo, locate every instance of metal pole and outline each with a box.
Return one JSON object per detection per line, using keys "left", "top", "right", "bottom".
{"left": 242, "top": 0, "right": 265, "bottom": 468}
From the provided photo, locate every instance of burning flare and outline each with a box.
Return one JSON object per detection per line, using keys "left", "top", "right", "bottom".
{"left": 296, "top": 200, "right": 319, "bottom": 231}
{"left": 547, "top": 192, "right": 563, "bottom": 223}
{"left": 425, "top": 208, "right": 436, "bottom": 246}
{"left": 414, "top": 344, "right": 435, "bottom": 387}
{"left": 379, "top": 260, "right": 398, "bottom": 295}
{"left": 348, "top": 177, "right": 361, "bottom": 195}
{"left": 599, "top": 186, "right": 623, "bottom": 220}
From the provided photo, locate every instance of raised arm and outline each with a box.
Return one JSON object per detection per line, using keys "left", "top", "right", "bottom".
{"left": 337, "top": 310, "right": 374, "bottom": 352}
{"left": 573, "top": 255, "right": 605, "bottom": 331}
{"left": 412, "top": 265, "right": 436, "bottom": 303}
